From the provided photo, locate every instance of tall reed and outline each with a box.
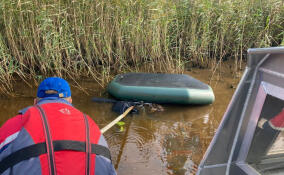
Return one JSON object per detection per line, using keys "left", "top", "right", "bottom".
{"left": 0, "top": 0, "right": 283, "bottom": 93}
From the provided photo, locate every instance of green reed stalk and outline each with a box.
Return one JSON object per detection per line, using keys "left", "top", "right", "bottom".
{"left": 0, "top": 0, "right": 283, "bottom": 93}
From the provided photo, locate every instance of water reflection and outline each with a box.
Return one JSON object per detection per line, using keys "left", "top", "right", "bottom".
{"left": 111, "top": 105, "right": 213, "bottom": 175}
{"left": 0, "top": 68, "right": 237, "bottom": 175}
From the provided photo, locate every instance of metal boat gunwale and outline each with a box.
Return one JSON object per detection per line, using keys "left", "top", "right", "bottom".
{"left": 198, "top": 47, "right": 284, "bottom": 175}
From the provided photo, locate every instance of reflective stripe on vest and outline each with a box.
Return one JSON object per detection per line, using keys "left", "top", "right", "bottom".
{"left": 0, "top": 140, "right": 111, "bottom": 174}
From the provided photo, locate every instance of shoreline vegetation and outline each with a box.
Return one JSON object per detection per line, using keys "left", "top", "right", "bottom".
{"left": 0, "top": 0, "right": 283, "bottom": 94}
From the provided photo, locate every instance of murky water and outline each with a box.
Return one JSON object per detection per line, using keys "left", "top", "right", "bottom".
{"left": 0, "top": 64, "right": 242, "bottom": 175}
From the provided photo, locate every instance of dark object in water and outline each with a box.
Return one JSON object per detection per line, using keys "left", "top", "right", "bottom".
{"left": 146, "top": 103, "right": 164, "bottom": 113}
{"left": 111, "top": 101, "right": 139, "bottom": 114}
{"left": 92, "top": 97, "right": 140, "bottom": 114}
{"left": 92, "top": 97, "right": 163, "bottom": 114}
{"left": 91, "top": 98, "right": 117, "bottom": 103}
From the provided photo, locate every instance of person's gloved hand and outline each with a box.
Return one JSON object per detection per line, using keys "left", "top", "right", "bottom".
{"left": 269, "top": 109, "right": 284, "bottom": 131}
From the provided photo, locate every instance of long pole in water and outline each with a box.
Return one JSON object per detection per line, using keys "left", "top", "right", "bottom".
{"left": 101, "top": 106, "right": 134, "bottom": 134}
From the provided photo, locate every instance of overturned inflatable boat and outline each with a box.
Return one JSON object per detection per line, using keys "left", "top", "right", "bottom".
{"left": 107, "top": 73, "right": 215, "bottom": 105}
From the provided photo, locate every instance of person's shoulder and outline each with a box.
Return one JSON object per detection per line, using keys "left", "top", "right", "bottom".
{"left": 0, "top": 106, "right": 33, "bottom": 153}
{"left": 18, "top": 106, "right": 33, "bottom": 115}
{"left": 0, "top": 106, "right": 32, "bottom": 138}
{"left": 0, "top": 114, "right": 25, "bottom": 150}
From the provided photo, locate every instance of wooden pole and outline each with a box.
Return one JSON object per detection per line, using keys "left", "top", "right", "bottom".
{"left": 101, "top": 106, "right": 134, "bottom": 134}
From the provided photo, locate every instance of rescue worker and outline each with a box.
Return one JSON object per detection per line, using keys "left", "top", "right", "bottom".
{"left": 0, "top": 77, "right": 116, "bottom": 175}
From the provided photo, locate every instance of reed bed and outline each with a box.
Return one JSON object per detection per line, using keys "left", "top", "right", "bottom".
{"left": 0, "top": 0, "right": 283, "bottom": 93}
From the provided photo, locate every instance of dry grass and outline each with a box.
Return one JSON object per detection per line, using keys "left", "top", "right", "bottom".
{"left": 0, "top": 0, "right": 283, "bottom": 93}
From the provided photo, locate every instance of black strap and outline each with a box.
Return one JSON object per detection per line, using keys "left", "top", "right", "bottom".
{"left": 0, "top": 143, "right": 46, "bottom": 174}
{"left": 0, "top": 140, "right": 111, "bottom": 174}
{"left": 83, "top": 114, "right": 91, "bottom": 175}
{"left": 36, "top": 105, "right": 57, "bottom": 175}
